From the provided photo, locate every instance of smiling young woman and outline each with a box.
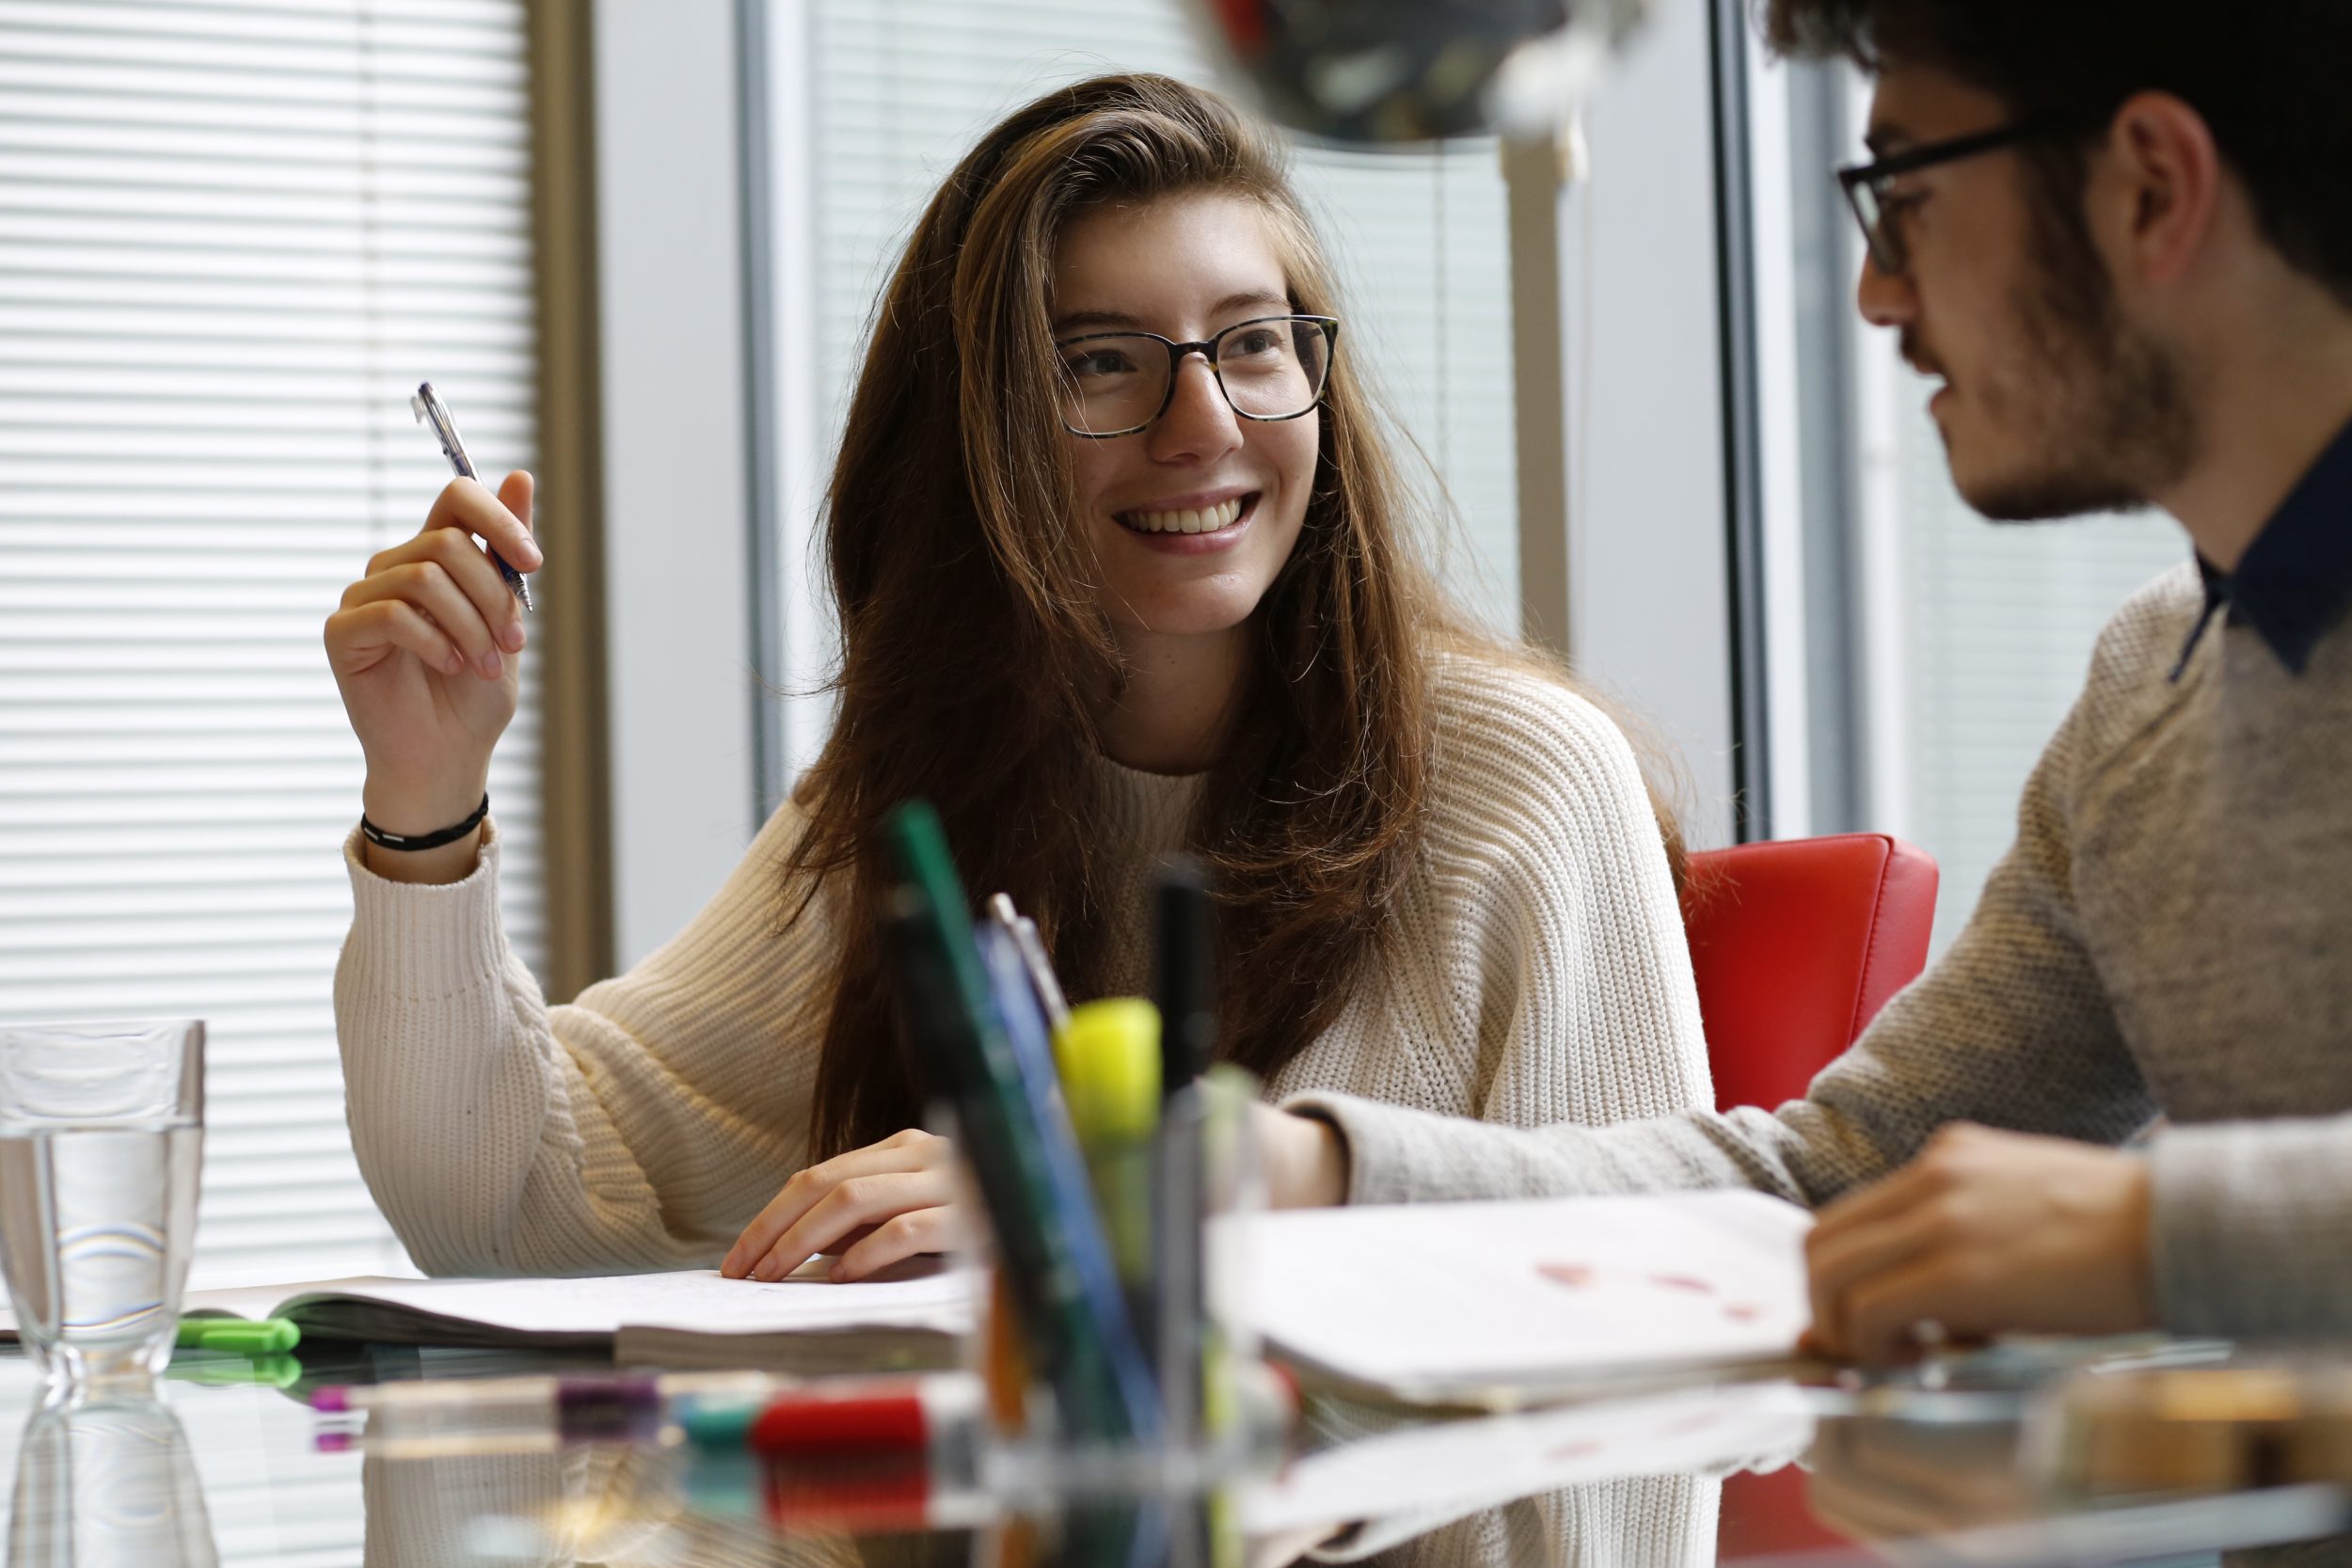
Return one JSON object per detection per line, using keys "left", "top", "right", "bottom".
{"left": 326, "top": 73, "right": 1711, "bottom": 1281}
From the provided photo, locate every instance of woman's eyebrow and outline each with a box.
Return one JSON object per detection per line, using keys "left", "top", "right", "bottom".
{"left": 1053, "top": 307, "right": 1145, "bottom": 334}
{"left": 1052, "top": 289, "right": 1293, "bottom": 337}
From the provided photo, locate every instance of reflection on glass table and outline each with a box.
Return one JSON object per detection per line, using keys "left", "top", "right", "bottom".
{"left": 8, "top": 1392, "right": 217, "bottom": 1568}
{"left": 1, "top": 1340, "right": 2351, "bottom": 1566}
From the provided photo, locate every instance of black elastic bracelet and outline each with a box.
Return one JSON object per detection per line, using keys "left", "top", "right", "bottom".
{"left": 360, "top": 794, "right": 489, "bottom": 852}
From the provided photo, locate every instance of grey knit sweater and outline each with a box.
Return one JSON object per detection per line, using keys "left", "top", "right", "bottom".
{"left": 1295, "top": 562, "right": 2352, "bottom": 1339}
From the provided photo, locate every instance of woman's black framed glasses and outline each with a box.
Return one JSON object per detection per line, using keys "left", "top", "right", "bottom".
{"left": 1837, "top": 119, "right": 2076, "bottom": 277}
{"left": 1053, "top": 314, "right": 1340, "bottom": 438}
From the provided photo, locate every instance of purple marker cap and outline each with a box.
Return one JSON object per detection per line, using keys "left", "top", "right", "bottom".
{"left": 311, "top": 1386, "right": 352, "bottom": 1414}
{"left": 315, "top": 1430, "right": 354, "bottom": 1453}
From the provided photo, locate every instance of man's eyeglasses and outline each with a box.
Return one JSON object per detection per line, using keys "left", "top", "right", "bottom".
{"left": 1837, "top": 119, "right": 2079, "bottom": 277}
{"left": 1053, "top": 314, "right": 1340, "bottom": 438}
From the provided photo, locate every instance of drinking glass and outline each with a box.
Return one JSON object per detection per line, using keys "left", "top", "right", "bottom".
{"left": 0, "top": 1020, "right": 204, "bottom": 1393}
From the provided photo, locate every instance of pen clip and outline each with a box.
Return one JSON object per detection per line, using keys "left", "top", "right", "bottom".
{"left": 410, "top": 380, "right": 478, "bottom": 482}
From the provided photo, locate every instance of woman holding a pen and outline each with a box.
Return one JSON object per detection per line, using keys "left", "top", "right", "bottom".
{"left": 322, "top": 73, "right": 1713, "bottom": 1287}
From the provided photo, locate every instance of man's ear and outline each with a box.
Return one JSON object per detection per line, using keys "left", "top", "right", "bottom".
{"left": 2099, "top": 90, "right": 2224, "bottom": 291}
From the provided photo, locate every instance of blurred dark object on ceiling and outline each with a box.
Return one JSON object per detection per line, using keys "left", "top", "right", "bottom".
{"left": 1184, "top": 0, "right": 1655, "bottom": 146}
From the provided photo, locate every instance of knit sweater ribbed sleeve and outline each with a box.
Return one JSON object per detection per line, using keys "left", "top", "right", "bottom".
{"left": 335, "top": 804, "right": 826, "bottom": 1276}
{"left": 1290, "top": 608, "right": 2167, "bottom": 1212}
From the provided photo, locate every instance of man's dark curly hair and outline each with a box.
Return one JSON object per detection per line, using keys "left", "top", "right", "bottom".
{"left": 1760, "top": 0, "right": 2352, "bottom": 309}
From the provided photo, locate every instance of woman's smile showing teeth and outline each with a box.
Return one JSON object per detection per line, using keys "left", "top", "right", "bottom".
{"left": 1117, "top": 492, "right": 1254, "bottom": 535}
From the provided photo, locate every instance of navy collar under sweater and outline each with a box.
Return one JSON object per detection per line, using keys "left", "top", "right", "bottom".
{"left": 2176, "top": 416, "right": 2352, "bottom": 678}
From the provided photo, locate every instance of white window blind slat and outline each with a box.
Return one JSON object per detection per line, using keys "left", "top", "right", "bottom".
{"left": 807, "top": 0, "right": 1520, "bottom": 635}
{"left": 3, "top": 211, "right": 533, "bottom": 262}
{"left": 0, "top": 250, "right": 533, "bottom": 293}
{"left": 0, "top": 5, "right": 546, "bottom": 1425}
{"left": 1883, "top": 387, "right": 2182, "bottom": 954}
{"left": 0, "top": 58, "right": 524, "bottom": 118}
{"left": 0, "top": 111, "right": 528, "bottom": 155}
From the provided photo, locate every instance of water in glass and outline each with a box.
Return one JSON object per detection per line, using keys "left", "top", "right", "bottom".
{"left": 0, "top": 1122, "right": 202, "bottom": 1384}
{"left": 0, "top": 1019, "right": 204, "bottom": 1391}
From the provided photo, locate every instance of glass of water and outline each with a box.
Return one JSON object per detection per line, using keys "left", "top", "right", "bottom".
{"left": 0, "top": 1019, "right": 204, "bottom": 1393}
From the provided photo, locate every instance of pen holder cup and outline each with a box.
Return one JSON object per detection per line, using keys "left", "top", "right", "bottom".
{"left": 954, "top": 1064, "right": 1290, "bottom": 1503}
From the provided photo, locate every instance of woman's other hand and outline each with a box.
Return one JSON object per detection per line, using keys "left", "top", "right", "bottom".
{"left": 325, "top": 472, "right": 540, "bottom": 881}
{"left": 721, "top": 1129, "right": 963, "bottom": 1283}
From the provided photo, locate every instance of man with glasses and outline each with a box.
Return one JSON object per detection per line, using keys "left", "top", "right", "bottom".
{"left": 1255, "top": 0, "right": 2352, "bottom": 1359}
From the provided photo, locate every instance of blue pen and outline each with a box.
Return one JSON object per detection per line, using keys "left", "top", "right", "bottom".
{"left": 411, "top": 380, "right": 534, "bottom": 612}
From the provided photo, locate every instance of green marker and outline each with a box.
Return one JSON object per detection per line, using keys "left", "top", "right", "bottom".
{"left": 176, "top": 1316, "right": 301, "bottom": 1354}
{"left": 167, "top": 1353, "right": 302, "bottom": 1389}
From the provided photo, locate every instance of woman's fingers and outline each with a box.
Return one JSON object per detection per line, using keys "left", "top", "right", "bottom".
{"left": 746, "top": 1168, "right": 958, "bottom": 1283}
{"left": 424, "top": 473, "right": 543, "bottom": 578}
{"left": 326, "top": 598, "right": 466, "bottom": 680}
{"left": 832, "top": 1204, "right": 962, "bottom": 1282}
{"left": 720, "top": 1129, "right": 950, "bottom": 1280}
{"left": 499, "top": 468, "right": 535, "bottom": 537}
{"left": 342, "top": 550, "right": 510, "bottom": 679}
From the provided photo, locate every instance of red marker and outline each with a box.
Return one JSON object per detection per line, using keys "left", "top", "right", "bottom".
{"left": 681, "top": 1373, "right": 985, "bottom": 1465}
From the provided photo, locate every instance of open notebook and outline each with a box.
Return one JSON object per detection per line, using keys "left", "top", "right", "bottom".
{"left": 0, "top": 1260, "right": 977, "bottom": 1375}
{"left": 1223, "top": 1190, "right": 1815, "bottom": 1407}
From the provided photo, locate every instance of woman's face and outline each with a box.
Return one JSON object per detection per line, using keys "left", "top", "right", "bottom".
{"left": 1051, "top": 192, "right": 1321, "bottom": 644}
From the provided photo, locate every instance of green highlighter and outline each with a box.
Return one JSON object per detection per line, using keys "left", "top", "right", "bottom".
{"left": 176, "top": 1316, "right": 301, "bottom": 1354}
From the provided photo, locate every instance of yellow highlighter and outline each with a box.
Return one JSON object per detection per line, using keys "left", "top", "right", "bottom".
{"left": 1053, "top": 1000, "right": 1162, "bottom": 1332}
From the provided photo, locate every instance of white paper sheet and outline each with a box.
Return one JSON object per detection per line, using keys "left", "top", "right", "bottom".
{"left": 1224, "top": 1191, "right": 1814, "bottom": 1402}
{"left": 264, "top": 1260, "right": 973, "bottom": 1335}
{"left": 0, "top": 1258, "right": 976, "bottom": 1341}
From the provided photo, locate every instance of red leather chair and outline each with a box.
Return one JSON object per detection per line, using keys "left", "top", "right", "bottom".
{"left": 1680, "top": 832, "right": 1939, "bottom": 1114}
{"left": 1686, "top": 833, "right": 1940, "bottom": 1559}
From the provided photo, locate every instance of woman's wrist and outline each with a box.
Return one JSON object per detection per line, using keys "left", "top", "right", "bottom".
{"left": 1254, "top": 1103, "right": 1351, "bottom": 1209}
{"left": 358, "top": 773, "right": 492, "bottom": 886}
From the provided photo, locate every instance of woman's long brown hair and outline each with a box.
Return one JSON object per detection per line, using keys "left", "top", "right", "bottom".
{"left": 787, "top": 72, "right": 1681, "bottom": 1157}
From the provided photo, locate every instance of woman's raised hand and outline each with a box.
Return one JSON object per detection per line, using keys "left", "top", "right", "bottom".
{"left": 325, "top": 472, "right": 540, "bottom": 876}
{"left": 721, "top": 1129, "right": 965, "bottom": 1284}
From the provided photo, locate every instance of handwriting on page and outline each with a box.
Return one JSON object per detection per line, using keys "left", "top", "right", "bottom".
{"left": 1535, "top": 1261, "right": 1771, "bottom": 1327}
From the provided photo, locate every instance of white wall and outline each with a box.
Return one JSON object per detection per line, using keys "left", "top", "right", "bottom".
{"left": 593, "top": 0, "right": 762, "bottom": 967}
{"left": 1555, "top": 0, "right": 1741, "bottom": 847}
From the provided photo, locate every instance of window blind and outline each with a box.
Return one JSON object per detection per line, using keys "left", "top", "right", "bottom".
{"left": 1883, "top": 397, "right": 2183, "bottom": 956}
{"left": 805, "top": 0, "right": 1520, "bottom": 633}
{"left": 0, "top": 0, "right": 547, "bottom": 1308}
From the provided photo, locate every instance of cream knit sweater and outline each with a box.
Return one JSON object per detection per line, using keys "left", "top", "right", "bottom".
{"left": 334, "top": 655, "right": 1711, "bottom": 1277}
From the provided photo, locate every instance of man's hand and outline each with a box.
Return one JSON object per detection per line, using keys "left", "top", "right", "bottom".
{"left": 1804, "top": 1123, "right": 2156, "bottom": 1363}
{"left": 721, "top": 1129, "right": 962, "bottom": 1283}
{"left": 1252, "top": 1103, "right": 1350, "bottom": 1209}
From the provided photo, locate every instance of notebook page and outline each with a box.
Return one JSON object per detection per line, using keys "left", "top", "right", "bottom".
{"left": 274, "top": 1259, "right": 977, "bottom": 1337}
{"left": 0, "top": 1260, "right": 976, "bottom": 1341}
{"left": 1225, "top": 1191, "right": 1813, "bottom": 1398}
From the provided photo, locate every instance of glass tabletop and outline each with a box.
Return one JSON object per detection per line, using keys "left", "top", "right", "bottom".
{"left": 3, "top": 1340, "right": 2347, "bottom": 1567}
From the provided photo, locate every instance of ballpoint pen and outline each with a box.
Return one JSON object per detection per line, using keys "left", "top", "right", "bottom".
{"left": 985, "top": 893, "right": 1071, "bottom": 1032}
{"left": 410, "top": 379, "right": 535, "bottom": 611}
